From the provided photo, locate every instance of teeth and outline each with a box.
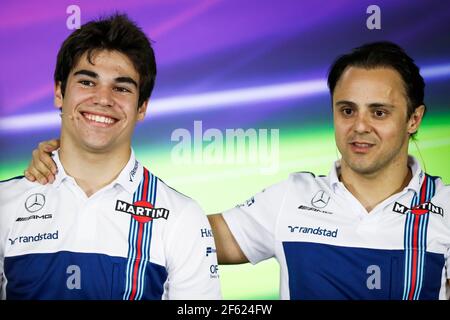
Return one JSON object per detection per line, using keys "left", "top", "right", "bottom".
{"left": 354, "top": 143, "right": 370, "bottom": 147}
{"left": 84, "top": 113, "right": 115, "bottom": 124}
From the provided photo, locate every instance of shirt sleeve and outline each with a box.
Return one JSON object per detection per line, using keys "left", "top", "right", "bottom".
{"left": 222, "top": 179, "right": 289, "bottom": 264}
{"left": 164, "top": 201, "right": 222, "bottom": 300}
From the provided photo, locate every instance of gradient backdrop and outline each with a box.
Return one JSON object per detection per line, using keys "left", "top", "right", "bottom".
{"left": 0, "top": 0, "right": 449, "bottom": 299}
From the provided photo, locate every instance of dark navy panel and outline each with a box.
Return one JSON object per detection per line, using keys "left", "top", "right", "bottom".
{"left": 282, "top": 242, "right": 444, "bottom": 300}
{"left": 419, "top": 251, "right": 446, "bottom": 300}
{"left": 4, "top": 251, "right": 168, "bottom": 300}
{"left": 141, "top": 262, "right": 169, "bottom": 300}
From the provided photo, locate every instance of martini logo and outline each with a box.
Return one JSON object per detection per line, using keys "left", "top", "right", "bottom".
{"left": 393, "top": 201, "right": 444, "bottom": 217}
{"left": 115, "top": 200, "right": 170, "bottom": 222}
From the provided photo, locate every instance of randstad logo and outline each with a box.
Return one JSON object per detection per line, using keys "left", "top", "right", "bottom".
{"left": 288, "top": 225, "right": 338, "bottom": 238}
{"left": 8, "top": 231, "right": 59, "bottom": 245}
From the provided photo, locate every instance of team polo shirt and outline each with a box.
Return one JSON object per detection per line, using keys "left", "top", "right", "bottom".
{"left": 223, "top": 156, "right": 450, "bottom": 300}
{"left": 0, "top": 150, "right": 221, "bottom": 300}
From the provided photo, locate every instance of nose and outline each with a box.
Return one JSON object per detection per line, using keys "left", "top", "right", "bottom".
{"left": 92, "top": 85, "right": 113, "bottom": 107}
{"left": 353, "top": 112, "right": 372, "bottom": 134}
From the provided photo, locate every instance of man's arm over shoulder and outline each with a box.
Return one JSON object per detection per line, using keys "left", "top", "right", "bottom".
{"left": 208, "top": 214, "right": 248, "bottom": 264}
{"left": 219, "top": 178, "right": 291, "bottom": 265}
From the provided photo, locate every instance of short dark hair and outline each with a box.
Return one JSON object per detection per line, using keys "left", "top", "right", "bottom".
{"left": 327, "top": 41, "right": 425, "bottom": 119}
{"left": 54, "top": 13, "right": 156, "bottom": 107}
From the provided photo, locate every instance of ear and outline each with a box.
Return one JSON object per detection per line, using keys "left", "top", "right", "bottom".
{"left": 54, "top": 82, "right": 63, "bottom": 109}
{"left": 136, "top": 100, "right": 149, "bottom": 121}
{"left": 407, "top": 105, "right": 425, "bottom": 135}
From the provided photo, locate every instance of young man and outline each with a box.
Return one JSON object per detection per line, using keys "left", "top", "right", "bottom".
{"left": 24, "top": 42, "right": 450, "bottom": 299}
{"left": 0, "top": 14, "right": 221, "bottom": 300}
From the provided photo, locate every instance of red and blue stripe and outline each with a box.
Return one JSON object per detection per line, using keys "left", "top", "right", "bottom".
{"left": 402, "top": 174, "right": 436, "bottom": 300}
{"left": 123, "top": 167, "right": 158, "bottom": 300}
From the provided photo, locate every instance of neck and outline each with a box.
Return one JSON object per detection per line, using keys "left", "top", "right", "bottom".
{"left": 59, "top": 139, "right": 131, "bottom": 197}
{"left": 339, "top": 156, "right": 412, "bottom": 213}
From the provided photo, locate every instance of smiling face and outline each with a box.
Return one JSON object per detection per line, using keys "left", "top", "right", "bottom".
{"left": 55, "top": 50, "right": 147, "bottom": 154}
{"left": 332, "top": 67, "right": 424, "bottom": 176}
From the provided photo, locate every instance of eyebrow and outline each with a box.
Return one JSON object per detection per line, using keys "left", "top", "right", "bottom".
{"left": 335, "top": 100, "right": 395, "bottom": 109}
{"left": 115, "top": 76, "right": 138, "bottom": 89}
{"left": 73, "top": 69, "right": 138, "bottom": 88}
{"left": 73, "top": 69, "right": 98, "bottom": 78}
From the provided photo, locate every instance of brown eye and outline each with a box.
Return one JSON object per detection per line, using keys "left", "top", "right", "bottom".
{"left": 79, "top": 80, "right": 94, "bottom": 87}
{"left": 342, "top": 108, "right": 353, "bottom": 116}
{"left": 114, "top": 87, "right": 131, "bottom": 93}
{"left": 374, "top": 110, "right": 386, "bottom": 118}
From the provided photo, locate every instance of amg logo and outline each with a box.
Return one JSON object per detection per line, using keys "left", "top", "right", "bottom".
{"left": 115, "top": 200, "right": 169, "bottom": 219}
{"left": 393, "top": 201, "right": 444, "bottom": 216}
{"left": 298, "top": 205, "right": 333, "bottom": 215}
{"left": 16, "top": 214, "right": 53, "bottom": 222}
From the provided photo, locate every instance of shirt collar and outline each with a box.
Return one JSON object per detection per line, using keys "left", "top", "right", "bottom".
{"left": 328, "top": 155, "right": 424, "bottom": 194}
{"left": 52, "top": 150, "right": 69, "bottom": 188}
{"left": 328, "top": 160, "right": 341, "bottom": 192}
{"left": 114, "top": 149, "right": 143, "bottom": 194}
{"left": 52, "top": 148, "right": 143, "bottom": 194}
{"left": 404, "top": 156, "right": 425, "bottom": 194}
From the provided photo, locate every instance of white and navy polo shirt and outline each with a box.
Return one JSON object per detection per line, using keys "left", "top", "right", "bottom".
{"left": 0, "top": 150, "right": 221, "bottom": 300}
{"left": 223, "top": 156, "right": 450, "bottom": 300}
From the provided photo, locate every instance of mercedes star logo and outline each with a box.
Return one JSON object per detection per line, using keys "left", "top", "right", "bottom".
{"left": 25, "top": 193, "right": 46, "bottom": 213}
{"left": 311, "top": 190, "right": 330, "bottom": 208}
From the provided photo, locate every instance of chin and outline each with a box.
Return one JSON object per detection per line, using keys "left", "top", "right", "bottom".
{"left": 350, "top": 166, "right": 376, "bottom": 175}
{"left": 82, "top": 141, "right": 113, "bottom": 152}
{"left": 344, "top": 157, "right": 378, "bottom": 175}
{"left": 350, "top": 161, "right": 383, "bottom": 175}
